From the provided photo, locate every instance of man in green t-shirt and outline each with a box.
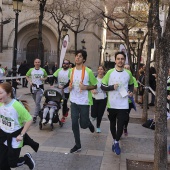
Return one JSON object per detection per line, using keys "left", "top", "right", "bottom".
{"left": 101, "top": 52, "right": 134, "bottom": 155}
{"left": 26, "top": 59, "right": 48, "bottom": 123}
{"left": 69, "top": 49, "right": 97, "bottom": 153}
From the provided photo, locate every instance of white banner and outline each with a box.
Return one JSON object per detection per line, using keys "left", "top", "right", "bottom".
{"left": 119, "top": 44, "right": 128, "bottom": 64}
{"left": 59, "top": 35, "right": 69, "bottom": 68}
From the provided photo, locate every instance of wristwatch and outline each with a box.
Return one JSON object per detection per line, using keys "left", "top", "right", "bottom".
{"left": 20, "top": 133, "right": 25, "bottom": 137}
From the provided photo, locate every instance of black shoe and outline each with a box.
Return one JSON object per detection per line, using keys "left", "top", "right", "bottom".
{"left": 89, "top": 122, "right": 95, "bottom": 133}
{"left": 33, "top": 116, "right": 37, "bottom": 123}
{"left": 148, "top": 103, "right": 155, "bottom": 106}
{"left": 70, "top": 145, "right": 81, "bottom": 153}
{"left": 24, "top": 152, "right": 35, "bottom": 170}
{"left": 23, "top": 134, "right": 39, "bottom": 152}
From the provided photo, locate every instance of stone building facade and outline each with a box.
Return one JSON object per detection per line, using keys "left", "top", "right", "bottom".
{"left": 0, "top": 0, "right": 104, "bottom": 71}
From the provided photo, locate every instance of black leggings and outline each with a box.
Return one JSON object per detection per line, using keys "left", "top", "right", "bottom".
{"left": 62, "top": 93, "right": 69, "bottom": 116}
{"left": 107, "top": 109, "right": 128, "bottom": 141}
{"left": 91, "top": 98, "right": 107, "bottom": 128}
{"left": 0, "top": 144, "right": 25, "bottom": 170}
{"left": 124, "top": 103, "right": 133, "bottom": 129}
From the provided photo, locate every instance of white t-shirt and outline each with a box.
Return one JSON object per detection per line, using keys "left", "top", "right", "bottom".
{"left": 69, "top": 67, "right": 97, "bottom": 105}
{"left": 53, "top": 68, "right": 69, "bottom": 93}
{"left": 102, "top": 68, "right": 134, "bottom": 109}
{"left": 0, "top": 99, "right": 32, "bottom": 148}
{"left": 92, "top": 77, "right": 107, "bottom": 100}
{"left": 26, "top": 67, "right": 47, "bottom": 87}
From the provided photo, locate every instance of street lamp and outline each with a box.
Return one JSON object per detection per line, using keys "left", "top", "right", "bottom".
{"left": 99, "top": 45, "right": 103, "bottom": 65}
{"left": 12, "top": 0, "right": 23, "bottom": 89}
{"left": 131, "top": 40, "right": 137, "bottom": 75}
{"left": 105, "top": 52, "right": 108, "bottom": 69}
{"left": 81, "top": 39, "right": 86, "bottom": 50}
{"left": 62, "top": 26, "right": 68, "bottom": 37}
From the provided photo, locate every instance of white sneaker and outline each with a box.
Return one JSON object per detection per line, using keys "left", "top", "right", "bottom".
{"left": 42, "top": 119, "right": 46, "bottom": 124}
{"left": 48, "top": 119, "right": 52, "bottom": 124}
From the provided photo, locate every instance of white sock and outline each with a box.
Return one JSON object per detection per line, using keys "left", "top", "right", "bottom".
{"left": 113, "top": 139, "right": 115, "bottom": 144}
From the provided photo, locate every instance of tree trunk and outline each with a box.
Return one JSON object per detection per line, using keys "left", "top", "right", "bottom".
{"left": 153, "top": 1, "right": 170, "bottom": 169}
{"left": 142, "top": 0, "right": 153, "bottom": 122}
{"left": 74, "top": 32, "right": 77, "bottom": 53}
{"left": 154, "top": 42, "right": 168, "bottom": 170}
{"left": 38, "top": 0, "right": 46, "bottom": 65}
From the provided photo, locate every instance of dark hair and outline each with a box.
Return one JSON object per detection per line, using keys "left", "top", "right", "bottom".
{"left": 75, "top": 50, "right": 87, "bottom": 63}
{"left": 34, "top": 58, "right": 41, "bottom": 62}
{"left": 150, "top": 66, "right": 156, "bottom": 74}
{"left": 115, "top": 51, "right": 126, "bottom": 60}
{"left": 69, "top": 62, "right": 75, "bottom": 68}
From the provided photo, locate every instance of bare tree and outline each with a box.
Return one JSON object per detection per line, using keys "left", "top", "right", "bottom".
{"left": 61, "top": 0, "right": 95, "bottom": 52}
{"left": 88, "top": 0, "right": 148, "bottom": 74}
{"left": 46, "top": 1, "right": 68, "bottom": 65}
{"left": 153, "top": 0, "right": 170, "bottom": 169}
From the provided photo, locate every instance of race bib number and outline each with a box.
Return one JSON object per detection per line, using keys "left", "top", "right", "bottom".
{"left": 0, "top": 115, "right": 15, "bottom": 131}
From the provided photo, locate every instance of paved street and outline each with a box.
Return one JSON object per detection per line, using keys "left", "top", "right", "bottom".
{"left": 11, "top": 84, "right": 170, "bottom": 170}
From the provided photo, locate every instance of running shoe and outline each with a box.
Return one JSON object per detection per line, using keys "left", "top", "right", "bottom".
{"left": 112, "top": 143, "right": 115, "bottom": 152}
{"left": 96, "top": 128, "right": 101, "bottom": 133}
{"left": 61, "top": 117, "right": 66, "bottom": 123}
{"left": 48, "top": 119, "right": 52, "bottom": 124}
{"left": 24, "top": 152, "right": 35, "bottom": 170}
{"left": 70, "top": 145, "right": 81, "bottom": 153}
{"left": 114, "top": 143, "right": 121, "bottom": 155}
{"left": 42, "top": 119, "right": 46, "bottom": 124}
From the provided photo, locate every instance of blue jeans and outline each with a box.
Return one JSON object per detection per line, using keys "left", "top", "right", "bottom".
{"left": 71, "top": 102, "right": 91, "bottom": 148}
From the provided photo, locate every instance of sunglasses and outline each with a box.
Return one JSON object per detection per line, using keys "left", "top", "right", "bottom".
{"left": 63, "top": 62, "right": 69, "bottom": 65}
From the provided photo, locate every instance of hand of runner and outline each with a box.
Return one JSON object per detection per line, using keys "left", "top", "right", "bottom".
{"left": 128, "top": 91, "right": 133, "bottom": 97}
{"left": 91, "top": 89, "right": 98, "bottom": 94}
{"left": 58, "top": 85, "right": 63, "bottom": 89}
{"left": 69, "top": 86, "right": 73, "bottom": 92}
{"left": 114, "top": 84, "right": 119, "bottom": 90}
{"left": 79, "top": 82, "right": 87, "bottom": 90}
{"left": 16, "top": 135, "right": 23, "bottom": 142}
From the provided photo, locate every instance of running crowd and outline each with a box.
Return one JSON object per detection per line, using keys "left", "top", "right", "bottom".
{"left": 0, "top": 49, "right": 169, "bottom": 170}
